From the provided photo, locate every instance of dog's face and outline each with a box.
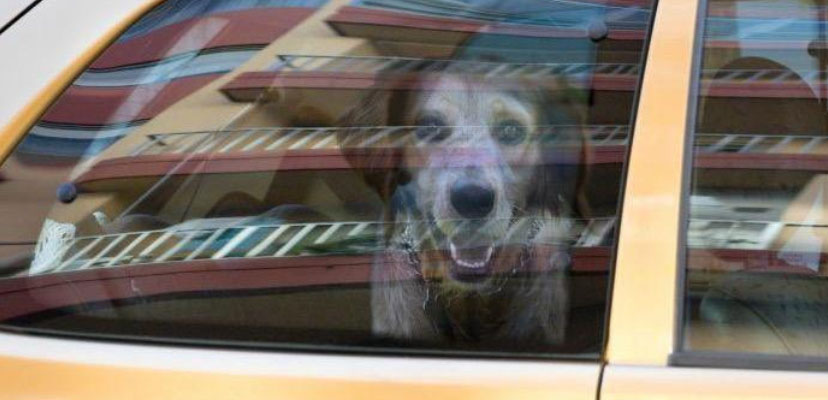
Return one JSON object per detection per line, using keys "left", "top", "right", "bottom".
{"left": 340, "top": 71, "right": 584, "bottom": 342}
{"left": 340, "top": 71, "right": 584, "bottom": 291}
{"left": 397, "top": 76, "right": 545, "bottom": 285}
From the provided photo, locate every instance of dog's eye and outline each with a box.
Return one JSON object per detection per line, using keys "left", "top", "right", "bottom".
{"left": 414, "top": 115, "right": 450, "bottom": 143}
{"left": 494, "top": 120, "right": 527, "bottom": 146}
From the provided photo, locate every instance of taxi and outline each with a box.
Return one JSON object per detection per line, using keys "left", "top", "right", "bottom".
{"left": 1, "top": 0, "right": 827, "bottom": 399}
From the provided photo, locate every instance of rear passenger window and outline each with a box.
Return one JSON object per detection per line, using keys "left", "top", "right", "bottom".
{"left": 0, "top": 0, "right": 654, "bottom": 357}
{"left": 681, "top": 0, "right": 828, "bottom": 368}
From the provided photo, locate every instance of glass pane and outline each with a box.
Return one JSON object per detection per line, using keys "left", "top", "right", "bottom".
{"left": 0, "top": 0, "right": 654, "bottom": 357}
{"left": 684, "top": 0, "right": 828, "bottom": 358}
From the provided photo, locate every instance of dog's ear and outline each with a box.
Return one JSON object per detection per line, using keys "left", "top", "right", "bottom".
{"left": 528, "top": 82, "right": 591, "bottom": 219}
{"left": 337, "top": 87, "right": 414, "bottom": 204}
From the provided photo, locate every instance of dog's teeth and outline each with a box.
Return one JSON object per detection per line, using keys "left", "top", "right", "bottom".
{"left": 449, "top": 241, "right": 495, "bottom": 269}
{"left": 459, "top": 260, "right": 479, "bottom": 268}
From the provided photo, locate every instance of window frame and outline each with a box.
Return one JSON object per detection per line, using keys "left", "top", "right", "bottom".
{"left": 604, "top": 0, "right": 699, "bottom": 367}
{"left": 0, "top": 1, "right": 683, "bottom": 397}
{"left": 0, "top": 0, "right": 660, "bottom": 369}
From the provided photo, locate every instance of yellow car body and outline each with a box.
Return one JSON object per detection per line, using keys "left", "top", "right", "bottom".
{"left": 0, "top": 0, "right": 827, "bottom": 399}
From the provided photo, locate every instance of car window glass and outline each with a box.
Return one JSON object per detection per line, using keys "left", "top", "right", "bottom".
{"left": 0, "top": 0, "right": 654, "bottom": 357}
{"left": 682, "top": 0, "right": 828, "bottom": 362}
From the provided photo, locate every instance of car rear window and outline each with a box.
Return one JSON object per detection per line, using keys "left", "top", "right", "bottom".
{"left": 680, "top": 0, "right": 828, "bottom": 369}
{"left": 0, "top": 0, "right": 654, "bottom": 358}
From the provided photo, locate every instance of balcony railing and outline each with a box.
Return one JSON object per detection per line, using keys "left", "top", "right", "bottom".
{"left": 32, "top": 214, "right": 819, "bottom": 276}
{"left": 695, "top": 133, "right": 828, "bottom": 154}
{"left": 271, "top": 54, "right": 642, "bottom": 78}
{"left": 131, "top": 127, "right": 828, "bottom": 158}
{"left": 220, "top": 54, "right": 828, "bottom": 102}
{"left": 130, "top": 125, "right": 630, "bottom": 156}
{"left": 35, "top": 217, "right": 616, "bottom": 275}
{"left": 687, "top": 219, "right": 784, "bottom": 250}
{"left": 271, "top": 55, "right": 828, "bottom": 85}
{"left": 701, "top": 68, "right": 828, "bottom": 84}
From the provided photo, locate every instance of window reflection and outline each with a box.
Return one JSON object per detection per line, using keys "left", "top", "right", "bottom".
{"left": 685, "top": 0, "right": 828, "bottom": 358}
{"left": 0, "top": 0, "right": 653, "bottom": 356}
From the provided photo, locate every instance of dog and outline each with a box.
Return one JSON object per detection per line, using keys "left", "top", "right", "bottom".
{"left": 338, "top": 64, "right": 588, "bottom": 348}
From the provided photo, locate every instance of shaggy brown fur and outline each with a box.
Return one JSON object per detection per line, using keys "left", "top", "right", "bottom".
{"left": 338, "top": 65, "right": 588, "bottom": 348}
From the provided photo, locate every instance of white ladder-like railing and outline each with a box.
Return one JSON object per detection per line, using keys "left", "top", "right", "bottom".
{"left": 275, "top": 56, "right": 828, "bottom": 85}
{"left": 133, "top": 128, "right": 828, "bottom": 158}
{"left": 701, "top": 68, "right": 828, "bottom": 84}
{"left": 131, "top": 125, "right": 630, "bottom": 156}
{"left": 41, "top": 217, "right": 617, "bottom": 275}
{"left": 39, "top": 216, "right": 810, "bottom": 274}
{"left": 695, "top": 133, "right": 828, "bottom": 154}
{"left": 272, "top": 54, "right": 641, "bottom": 78}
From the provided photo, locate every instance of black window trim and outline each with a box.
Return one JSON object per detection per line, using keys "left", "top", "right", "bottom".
{"left": 670, "top": 351, "right": 828, "bottom": 373}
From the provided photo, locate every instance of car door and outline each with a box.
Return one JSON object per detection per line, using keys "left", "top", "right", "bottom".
{"left": 603, "top": 0, "right": 828, "bottom": 398}
{"left": 0, "top": 0, "right": 659, "bottom": 399}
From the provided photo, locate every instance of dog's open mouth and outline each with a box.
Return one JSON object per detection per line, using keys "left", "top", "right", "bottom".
{"left": 447, "top": 239, "right": 495, "bottom": 283}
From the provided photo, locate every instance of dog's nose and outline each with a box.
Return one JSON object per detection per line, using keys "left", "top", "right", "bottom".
{"left": 450, "top": 178, "right": 495, "bottom": 219}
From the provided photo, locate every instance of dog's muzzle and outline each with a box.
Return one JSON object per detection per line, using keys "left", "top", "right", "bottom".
{"left": 447, "top": 177, "right": 497, "bottom": 282}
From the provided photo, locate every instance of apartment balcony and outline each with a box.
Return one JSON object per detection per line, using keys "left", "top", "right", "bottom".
{"left": 325, "top": 5, "right": 648, "bottom": 46}
{"left": 221, "top": 54, "right": 641, "bottom": 102}
{"left": 0, "top": 217, "right": 616, "bottom": 320}
{"left": 2, "top": 213, "right": 821, "bottom": 321}
{"left": 221, "top": 55, "right": 828, "bottom": 106}
{"left": 71, "top": 124, "right": 629, "bottom": 186}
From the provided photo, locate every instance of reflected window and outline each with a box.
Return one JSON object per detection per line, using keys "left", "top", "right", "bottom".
{"left": 683, "top": 0, "right": 828, "bottom": 361}
{"left": 0, "top": 0, "right": 654, "bottom": 357}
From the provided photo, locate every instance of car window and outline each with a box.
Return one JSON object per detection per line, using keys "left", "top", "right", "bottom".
{"left": 681, "top": 0, "right": 828, "bottom": 366}
{"left": 0, "top": 0, "right": 654, "bottom": 357}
